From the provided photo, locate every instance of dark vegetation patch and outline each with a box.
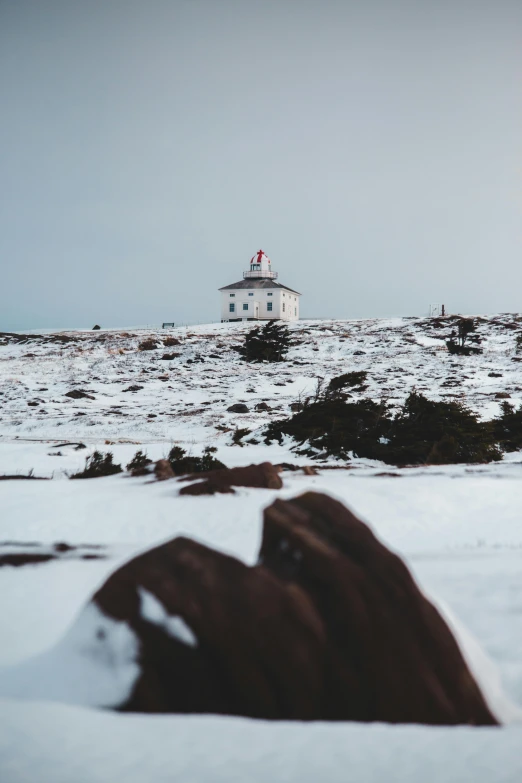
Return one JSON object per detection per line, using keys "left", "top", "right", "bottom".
{"left": 160, "top": 353, "right": 181, "bottom": 360}
{"left": 446, "top": 319, "right": 483, "bottom": 355}
{"left": 163, "top": 336, "right": 181, "bottom": 347}
{"left": 231, "top": 427, "right": 252, "bottom": 446}
{"left": 0, "top": 332, "right": 77, "bottom": 345}
{"left": 227, "top": 403, "right": 249, "bottom": 413}
{"left": 265, "top": 390, "right": 503, "bottom": 466}
{"left": 70, "top": 451, "right": 123, "bottom": 479}
{"left": 138, "top": 339, "right": 160, "bottom": 352}
{"left": 494, "top": 401, "right": 522, "bottom": 452}
{"left": 168, "top": 445, "right": 226, "bottom": 476}
{"left": 126, "top": 450, "right": 152, "bottom": 475}
{"left": 0, "top": 473, "right": 49, "bottom": 480}
{"left": 238, "top": 321, "right": 292, "bottom": 363}
{"left": 123, "top": 385, "right": 143, "bottom": 392}
{"left": 328, "top": 371, "right": 368, "bottom": 392}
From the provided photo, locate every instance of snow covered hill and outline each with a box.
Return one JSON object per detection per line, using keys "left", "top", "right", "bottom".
{"left": 1, "top": 315, "right": 521, "bottom": 463}
{"left": 1, "top": 316, "right": 522, "bottom": 782}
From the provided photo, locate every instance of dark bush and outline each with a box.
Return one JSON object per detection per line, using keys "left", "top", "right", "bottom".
{"left": 238, "top": 321, "right": 292, "bottom": 363}
{"left": 494, "top": 401, "right": 522, "bottom": 452}
{"left": 167, "top": 445, "right": 226, "bottom": 476}
{"left": 232, "top": 428, "right": 251, "bottom": 446}
{"left": 446, "top": 319, "right": 482, "bottom": 355}
{"left": 138, "top": 339, "right": 160, "bottom": 352}
{"left": 328, "top": 371, "right": 368, "bottom": 393}
{"left": 160, "top": 353, "right": 181, "bottom": 360}
{"left": 126, "top": 450, "right": 152, "bottom": 475}
{"left": 163, "top": 336, "right": 181, "bottom": 347}
{"left": 385, "top": 392, "right": 501, "bottom": 465}
{"left": 265, "top": 390, "right": 502, "bottom": 466}
{"left": 265, "top": 397, "right": 391, "bottom": 461}
{"left": 516, "top": 334, "right": 522, "bottom": 354}
{"left": 71, "top": 451, "right": 123, "bottom": 479}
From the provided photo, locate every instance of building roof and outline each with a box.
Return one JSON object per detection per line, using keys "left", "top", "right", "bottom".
{"left": 219, "top": 279, "right": 301, "bottom": 295}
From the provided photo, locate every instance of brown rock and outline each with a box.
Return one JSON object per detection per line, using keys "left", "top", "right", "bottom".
{"left": 51, "top": 492, "right": 497, "bottom": 725}
{"left": 154, "top": 459, "right": 175, "bottom": 481}
{"left": 179, "top": 462, "right": 282, "bottom": 496}
{"left": 95, "top": 537, "right": 324, "bottom": 718}
{"left": 259, "top": 492, "right": 496, "bottom": 726}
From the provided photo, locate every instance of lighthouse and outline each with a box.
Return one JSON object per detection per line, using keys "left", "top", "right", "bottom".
{"left": 219, "top": 250, "right": 301, "bottom": 322}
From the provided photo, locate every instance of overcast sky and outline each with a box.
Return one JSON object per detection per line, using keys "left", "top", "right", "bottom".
{"left": 1, "top": 0, "right": 521, "bottom": 330}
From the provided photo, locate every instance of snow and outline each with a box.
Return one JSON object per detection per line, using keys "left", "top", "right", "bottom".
{"left": 1, "top": 316, "right": 522, "bottom": 781}
{"left": 139, "top": 587, "right": 198, "bottom": 648}
{"left": 0, "top": 603, "right": 140, "bottom": 708}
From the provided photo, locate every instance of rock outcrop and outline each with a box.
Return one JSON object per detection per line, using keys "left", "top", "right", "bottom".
{"left": 179, "top": 462, "right": 283, "bottom": 495}
{"left": 84, "top": 492, "right": 496, "bottom": 725}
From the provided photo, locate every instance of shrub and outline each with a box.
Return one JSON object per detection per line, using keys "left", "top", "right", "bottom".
{"left": 138, "top": 339, "right": 160, "bottom": 351}
{"left": 70, "top": 451, "right": 123, "bottom": 479}
{"left": 265, "top": 397, "right": 391, "bottom": 461}
{"left": 163, "top": 336, "right": 181, "bottom": 347}
{"left": 515, "top": 334, "right": 522, "bottom": 354}
{"left": 126, "top": 450, "right": 152, "bottom": 474}
{"left": 238, "top": 321, "right": 292, "bottom": 363}
{"left": 167, "top": 445, "right": 226, "bottom": 475}
{"left": 232, "top": 428, "right": 251, "bottom": 446}
{"left": 494, "top": 401, "right": 522, "bottom": 451}
{"left": 385, "top": 392, "right": 501, "bottom": 465}
{"left": 328, "top": 371, "right": 368, "bottom": 394}
{"left": 265, "top": 390, "right": 502, "bottom": 466}
{"left": 446, "top": 319, "right": 482, "bottom": 355}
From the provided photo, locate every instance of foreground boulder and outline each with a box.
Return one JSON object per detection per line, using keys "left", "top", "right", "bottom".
{"left": 85, "top": 492, "right": 496, "bottom": 724}
{"left": 0, "top": 493, "right": 499, "bottom": 725}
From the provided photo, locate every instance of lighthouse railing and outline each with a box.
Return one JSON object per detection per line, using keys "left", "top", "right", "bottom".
{"left": 243, "top": 270, "right": 278, "bottom": 279}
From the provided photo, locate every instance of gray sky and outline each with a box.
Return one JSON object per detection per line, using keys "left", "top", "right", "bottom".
{"left": 1, "top": 0, "right": 521, "bottom": 330}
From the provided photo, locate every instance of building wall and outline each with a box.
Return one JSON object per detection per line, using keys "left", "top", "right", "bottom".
{"left": 220, "top": 287, "right": 299, "bottom": 322}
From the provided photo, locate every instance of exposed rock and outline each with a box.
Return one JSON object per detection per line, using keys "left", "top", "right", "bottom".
{"left": 179, "top": 462, "right": 282, "bottom": 496}
{"left": 154, "top": 459, "right": 175, "bottom": 481}
{"left": 227, "top": 403, "right": 249, "bottom": 413}
{"left": 21, "top": 492, "right": 498, "bottom": 725}
{"left": 259, "top": 493, "right": 496, "bottom": 726}
{"left": 94, "top": 536, "right": 324, "bottom": 717}
{"left": 65, "top": 389, "right": 95, "bottom": 400}
{"left": 256, "top": 402, "right": 272, "bottom": 412}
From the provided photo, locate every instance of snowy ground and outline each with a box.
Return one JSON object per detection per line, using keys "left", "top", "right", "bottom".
{"left": 1, "top": 317, "right": 522, "bottom": 782}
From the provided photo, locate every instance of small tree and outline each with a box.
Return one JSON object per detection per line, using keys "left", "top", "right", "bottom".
{"left": 446, "top": 319, "right": 482, "bottom": 355}
{"left": 238, "top": 321, "right": 292, "bottom": 363}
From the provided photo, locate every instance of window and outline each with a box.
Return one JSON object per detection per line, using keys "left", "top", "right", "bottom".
{"left": 283, "top": 293, "right": 285, "bottom": 297}
{"left": 294, "top": 307, "right": 297, "bottom": 315}
{"left": 230, "top": 293, "right": 235, "bottom": 297}
{"left": 267, "top": 302, "right": 273, "bottom": 311}
{"left": 267, "top": 293, "right": 273, "bottom": 297}
{"left": 248, "top": 293, "right": 253, "bottom": 296}
{"left": 282, "top": 303, "right": 285, "bottom": 313}
{"left": 243, "top": 303, "right": 248, "bottom": 310}
{"left": 229, "top": 303, "right": 235, "bottom": 313}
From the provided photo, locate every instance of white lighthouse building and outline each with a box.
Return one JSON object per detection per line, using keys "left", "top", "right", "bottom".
{"left": 219, "top": 250, "right": 301, "bottom": 322}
